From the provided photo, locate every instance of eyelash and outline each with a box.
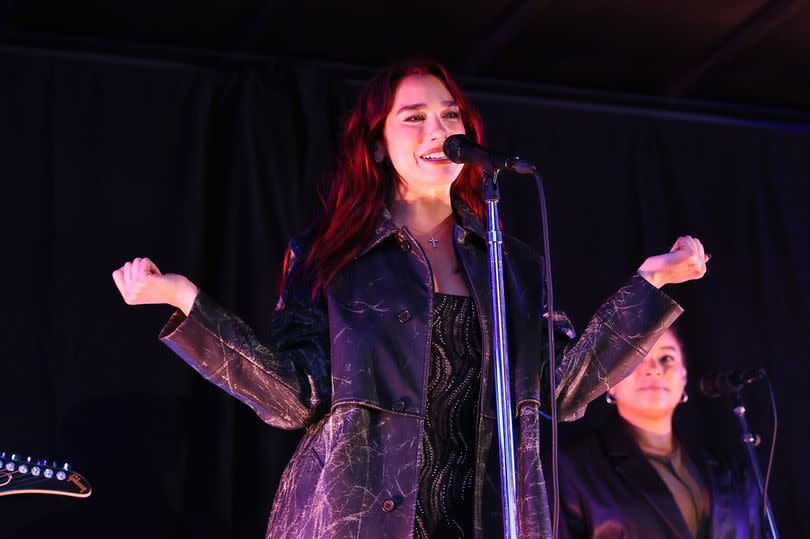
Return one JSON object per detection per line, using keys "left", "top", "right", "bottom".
{"left": 405, "top": 111, "right": 460, "bottom": 122}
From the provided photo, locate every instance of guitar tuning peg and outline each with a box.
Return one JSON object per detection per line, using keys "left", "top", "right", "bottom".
{"left": 0, "top": 452, "right": 6, "bottom": 459}
{"left": 37, "top": 459, "right": 48, "bottom": 467}
{"left": 11, "top": 454, "right": 19, "bottom": 461}
{"left": 62, "top": 462, "right": 70, "bottom": 471}
{"left": 26, "top": 456, "right": 32, "bottom": 464}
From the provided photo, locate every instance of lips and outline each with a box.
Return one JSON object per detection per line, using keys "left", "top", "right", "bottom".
{"left": 639, "top": 386, "right": 669, "bottom": 391}
{"left": 419, "top": 147, "right": 452, "bottom": 163}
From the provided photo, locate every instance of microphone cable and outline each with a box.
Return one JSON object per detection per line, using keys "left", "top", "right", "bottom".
{"left": 762, "top": 373, "right": 778, "bottom": 524}
{"left": 530, "top": 169, "right": 560, "bottom": 539}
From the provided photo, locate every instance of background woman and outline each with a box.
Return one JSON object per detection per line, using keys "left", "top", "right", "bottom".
{"left": 555, "top": 327, "right": 761, "bottom": 538}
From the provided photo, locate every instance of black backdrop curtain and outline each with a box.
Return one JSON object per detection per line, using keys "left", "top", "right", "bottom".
{"left": 2, "top": 46, "right": 808, "bottom": 538}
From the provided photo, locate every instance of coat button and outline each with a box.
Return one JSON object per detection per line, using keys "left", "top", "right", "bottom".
{"left": 381, "top": 499, "right": 396, "bottom": 512}
{"left": 397, "top": 309, "right": 411, "bottom": 323}
{"left": 393, "top": 400, "right": 406, "bottom": 413}
{"left": 400, "top": 240, "right": 412, "bottom": 252}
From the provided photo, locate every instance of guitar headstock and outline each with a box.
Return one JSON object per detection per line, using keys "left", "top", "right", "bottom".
{"left": 0, "top": 452, "right": 92, "bottom": 498}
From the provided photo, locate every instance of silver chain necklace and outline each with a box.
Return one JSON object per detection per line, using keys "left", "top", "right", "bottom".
{"left": 407, "top": 219, "right": 452, "bottom": 249}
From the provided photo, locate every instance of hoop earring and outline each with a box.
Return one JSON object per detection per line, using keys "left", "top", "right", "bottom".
{"left": 681, "top": 391, "right": 689, "bottom": 404}
{"left": 605, "top": 392, "right": 616, "bottom": 404}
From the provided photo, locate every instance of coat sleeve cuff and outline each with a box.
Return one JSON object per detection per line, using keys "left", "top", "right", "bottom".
{"left": 158, "top": 291, "right": 234, "bottom": 377}
{"left": 595, "top": 272, "right": 684, "bottom": 357}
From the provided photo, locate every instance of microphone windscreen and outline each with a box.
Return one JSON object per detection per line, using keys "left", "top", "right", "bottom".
{"left": 443, "top": 134, "right": 468, "bottom": 164}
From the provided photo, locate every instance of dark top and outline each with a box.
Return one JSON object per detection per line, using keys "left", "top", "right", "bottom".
{"left": 415, "top": 293, "right": 482, "bottom": 538}
{"left": 643, "top": 443, "right": 710, "bottom": 538}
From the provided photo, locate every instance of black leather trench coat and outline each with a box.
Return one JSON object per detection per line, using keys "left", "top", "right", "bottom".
{"left": 555, "top": 413, "right": 762, "bottom": 539}
{"left": 159, "top": 203, "right": 682, "bottom": 538}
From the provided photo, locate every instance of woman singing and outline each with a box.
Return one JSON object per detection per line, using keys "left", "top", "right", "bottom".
{"left": 112, "top": 59, "right": 708, "bottom": 538}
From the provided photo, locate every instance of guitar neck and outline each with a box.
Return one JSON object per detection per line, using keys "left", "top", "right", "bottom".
{"left": 0, "top": 453, "right": 92, "bottom": 498}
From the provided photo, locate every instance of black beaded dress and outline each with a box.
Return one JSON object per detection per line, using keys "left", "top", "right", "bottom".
{"left": 414, "top": 293, "right": 483, "bottom": 538}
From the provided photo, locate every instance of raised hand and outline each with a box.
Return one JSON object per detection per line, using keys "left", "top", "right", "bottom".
{"left": 112, "top": 257, "right": 198, "bottom": 315}
{"left": 637, "top": 236, "right": 710, "bottom": 288}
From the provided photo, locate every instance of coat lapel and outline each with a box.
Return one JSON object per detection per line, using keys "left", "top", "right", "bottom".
{"left": 603, "top": 417, "right": 695, "bottom": 539}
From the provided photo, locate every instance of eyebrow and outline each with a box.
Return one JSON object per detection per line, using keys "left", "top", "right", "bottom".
{"left": 656, "top": 346, "right": 678, "bottom": 352}
{"left": 395, "top": 100, "right": 457, "bottom": 115}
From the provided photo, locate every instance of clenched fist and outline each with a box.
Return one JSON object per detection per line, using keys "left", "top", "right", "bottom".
{"left": 112, "top": 257, "right": 198, "bottom": 315}
{"left": 638, "top": 236, "right": 710, "bottom": 288}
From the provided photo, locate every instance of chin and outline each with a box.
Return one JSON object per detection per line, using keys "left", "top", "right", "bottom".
{"left": 637, "top": 396, "right": 678, "bottom": 413}
{"left": 402, "top": 170, "right": 458, "bottom": 190}
{"left": 429, "top": 168, "right": 462, "bottom": 182}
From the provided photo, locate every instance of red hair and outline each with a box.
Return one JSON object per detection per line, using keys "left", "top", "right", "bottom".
{"left": 300, "top": 59, "right": 486, "bottom": 297}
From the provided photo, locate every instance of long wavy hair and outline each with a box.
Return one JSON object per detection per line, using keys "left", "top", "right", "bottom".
{"left": 298, "top": 59, "right": 486, "bottom": 296}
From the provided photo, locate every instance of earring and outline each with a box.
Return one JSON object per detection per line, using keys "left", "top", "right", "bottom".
{"left": 605, "top": 392, "right": 616, "bottom": 404}
{"left": 681, "top": 391, "right": 689, "bottom": 404}
{"left": 373, "top": 143, "right": 385, "bottom": 164}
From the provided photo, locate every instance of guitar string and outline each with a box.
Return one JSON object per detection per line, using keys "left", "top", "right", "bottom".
{"left": 1, "top": 469, "right": 79, "bottom": 490}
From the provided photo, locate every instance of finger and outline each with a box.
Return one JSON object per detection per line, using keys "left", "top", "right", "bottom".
{"left": 135, "top": 257, "right": 157, "bottom": 278}
{"left": 123, "top": 261, "right": 133, "bottom": 287}
{"left": 137, "top": 257, "right": 151, "bottom": 279}
{"left": 692, "top": 237, "right": 703, "bottom": 255}
{"left": 670, "top": 236, "right": 687, "bottom": 253}
{"left": 143, "top": 257, "right": 161, "bottom": 276}
{"left": 133, "top": 257, "right": 145, "bottom": 279}
{"left": 705, "top": 253, "right": 712, "bottom": 263}
{"left": 681, "top": 235, "right": 697, "bottom": 257}
{"left": 693, "top": 238, "right": 706, "bottom": 273}
{"left": 684, "top": 236, "right": 702, "bottom": 267}
{"left": 683, "top": 235, "right": 698, "bottom": 255}
{"left": 112, "top": 269, "right": 126, "bottom": 297}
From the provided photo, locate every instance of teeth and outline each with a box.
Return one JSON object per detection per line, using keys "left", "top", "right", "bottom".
{"left": 422, "top": 152, "right": 447, "bottom": 160}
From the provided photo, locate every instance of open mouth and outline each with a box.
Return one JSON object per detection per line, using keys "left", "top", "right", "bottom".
{"left": 420, "top": 150, "right": 450, "bottom": 162}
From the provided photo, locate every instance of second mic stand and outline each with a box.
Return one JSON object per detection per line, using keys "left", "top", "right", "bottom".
{"left": 730, "top": 390, "right": 779, "bottom": 539}
{"left": 483, "top": 168, "right": 519, "bottom": 539}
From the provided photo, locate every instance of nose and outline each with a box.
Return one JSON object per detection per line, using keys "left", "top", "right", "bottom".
{"left": 426, "top": 114, "right": 450, "bottom": 141}
{"left": 642, "top": 356, "right": 663, "bottom": 376}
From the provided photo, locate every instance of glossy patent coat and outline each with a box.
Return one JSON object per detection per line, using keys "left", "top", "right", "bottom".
{"left": 159, "top": 203, "right": 683, "bottom": 538}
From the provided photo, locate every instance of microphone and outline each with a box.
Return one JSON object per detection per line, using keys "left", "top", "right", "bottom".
{"left": 699, "top": 368, "right": 766, "bottom": 398}
{"left": 443, "top": 134, "right": 536, "bottom": 174}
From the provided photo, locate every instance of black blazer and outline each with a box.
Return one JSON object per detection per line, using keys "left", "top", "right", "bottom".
{"left": 554, "top": 413, "right": 762, "bottom": 539}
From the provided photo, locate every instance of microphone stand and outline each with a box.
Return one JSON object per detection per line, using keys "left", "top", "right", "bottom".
{"left": 483, "top": 167, "right": 519, "bottom": 539}
{"left": 730, "top": 390, "right": 779, "bottom": 538}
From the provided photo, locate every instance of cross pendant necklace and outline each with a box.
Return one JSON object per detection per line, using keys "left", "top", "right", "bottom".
{"left": 400, "top": 216, "right": 453, "bottom": 249}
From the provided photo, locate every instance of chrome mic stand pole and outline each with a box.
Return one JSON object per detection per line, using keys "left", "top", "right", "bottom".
{"left": 483, "top": 167, "right": 519, "bottom": 539}
{"left": 731, "top": 391, "right": 779, "bottom": 539}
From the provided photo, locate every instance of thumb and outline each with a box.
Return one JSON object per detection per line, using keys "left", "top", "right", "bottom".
{"left": 144, "top": 258, "right": 162, "bottom": 276}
